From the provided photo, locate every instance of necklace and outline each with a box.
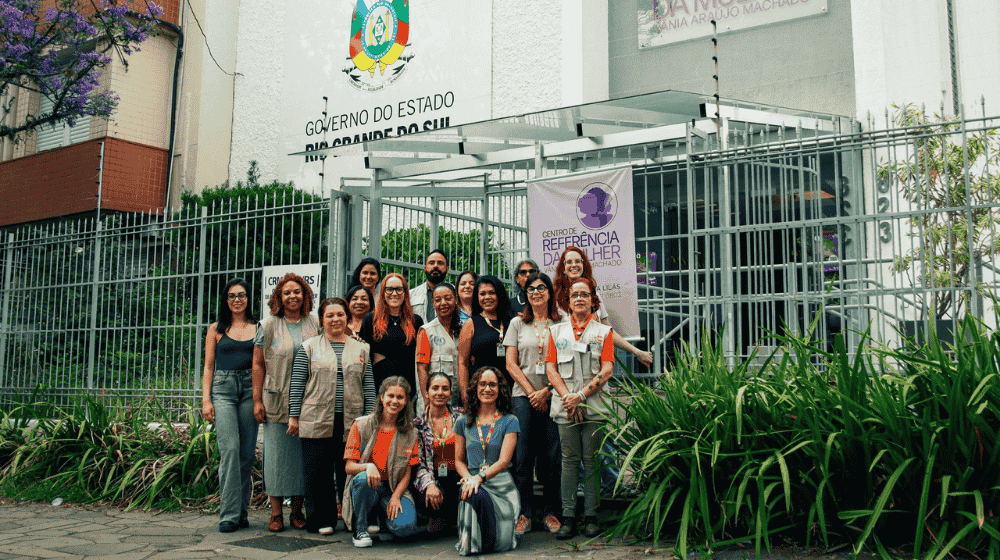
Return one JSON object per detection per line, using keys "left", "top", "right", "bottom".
{"left": 481, "top": 312, "right": 504, "bottom": 339}
{"left": 532, "top": 318, "right": 549, "bottom": 368}
{"left": 571, "top": 313, "right": 592, "bottom": 340}
{"left": 390, "top": 315, "right": 401, "bottom": 327}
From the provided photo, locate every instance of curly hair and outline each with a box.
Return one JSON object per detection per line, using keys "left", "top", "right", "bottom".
{"left": 519, "top": 272, "right": 562, "bottom": 324}
{"left": 267, "top": 273, "right": 314, "bottom": 316}
{"left": 375, "top": 376, "right": 414, "bottom": 432}
{"left": 464, "top": 366, "right": 513, "bottom": 427}
{"left": 553, "top": 246, "right": 595, "bottom": 313}
{"left": 373, "top": 273, "right": 417, "bottom": 344}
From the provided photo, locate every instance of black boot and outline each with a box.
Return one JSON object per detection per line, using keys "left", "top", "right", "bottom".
{"left": 556, "top": 517, "right": 576, "bottom": 540}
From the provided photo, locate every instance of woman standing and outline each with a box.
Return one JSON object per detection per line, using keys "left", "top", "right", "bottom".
{"left": 343, "top": 377, "right": 420, "bottom": 548}
{"left": 415, "top": 282, "right": 461, "bottom": 408}
{"left": 454, "top": 366, "right": 520, "bottom": 556}
{"left": 552, "top": 246, "right": 653, "bottom": 367}
{"left": 359, "top": 273, "right": 423, "bottom": 397}
{"left": 458, "top": 276, "right": 514, "bottom": 408}
{"left": 350, "top": 258, "right": 382, "bottom": 294}
{"left": 202, "top": 278, "right": 258, "bottom": 533}
{"left": 455, "top": 271, "right": 478, "bottom": 327}
{"left": 413, "top": 372, "right": 463, "bottom": 532}
{"left": 253, "top": 273, "right": 321, "bottom": 532}
{"left": 345, "top": 285, "right": 373, "bottom": 339}
{"left": 287, "top": 298, "right": 376, "bottom": 535}
{"left": 503, "top": 272, "right": 562, "bottom": 535}
{"left": 545, "top": 277, "right": 615, "bottom": 540}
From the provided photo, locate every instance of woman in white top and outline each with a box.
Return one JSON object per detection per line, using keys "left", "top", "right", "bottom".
{"left": 502, "top": 272, "right": 563, "bottom": 535}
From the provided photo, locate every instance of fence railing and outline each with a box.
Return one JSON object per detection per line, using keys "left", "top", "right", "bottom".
{"left": 1, "top": 106, "right": 998, "bottom": 416}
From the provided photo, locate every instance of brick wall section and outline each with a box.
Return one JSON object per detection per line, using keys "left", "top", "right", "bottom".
{"left": 101, "top": 137, "right": 168, "bottom": 213}
{"left": 38, "top": 0, "right": 180, "bottom": 25}
{"left": 0, "top": 137, "right": 166, "bottom": 226}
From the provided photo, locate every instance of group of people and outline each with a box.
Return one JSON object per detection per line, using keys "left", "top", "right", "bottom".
{"left": 200, "top": 246, "right": 653, "bottom": 555}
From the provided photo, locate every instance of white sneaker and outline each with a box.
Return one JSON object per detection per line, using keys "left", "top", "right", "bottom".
{"left": 352, "top": 530, "right": 373, "bottom": 547}
{"left": 318, "top": 526, "right": 334, "bottom": 536}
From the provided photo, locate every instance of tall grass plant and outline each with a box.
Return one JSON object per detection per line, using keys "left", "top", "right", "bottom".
{"left": 604, "top": 316, "right": 1000, "bottom": 559}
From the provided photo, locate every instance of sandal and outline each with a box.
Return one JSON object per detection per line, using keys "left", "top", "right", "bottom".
{"left": 289, "top": 511, "right": 306, "bottom": 530}
{"left": 268, "top": 513, "right": 285, "bottom": 533}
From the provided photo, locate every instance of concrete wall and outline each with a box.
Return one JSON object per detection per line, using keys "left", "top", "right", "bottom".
{"left": 609, "top": 0, "right": 856, "bottom": 117}
{"left": 229, "top": 0, "right": 285, "bottom": 187}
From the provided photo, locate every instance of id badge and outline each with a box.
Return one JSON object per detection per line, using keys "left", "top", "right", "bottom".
{"left": 438, "top": 462, "right": 448, "bottom": 478}
{"left": 572, "top": 341, "right": 588, "bottom": 353}
{"left": 496, "top": 344, "right": 505, "bottom": 357}
{"left": 535, "top": 363, "right": 545, "bottom": 375}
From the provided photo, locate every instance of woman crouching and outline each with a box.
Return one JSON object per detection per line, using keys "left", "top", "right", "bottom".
{"left": 455, "top": 366, "right": 520, "bottom": 556}
{"left": 343, "top": 376, "right": 420, "bottom": 547}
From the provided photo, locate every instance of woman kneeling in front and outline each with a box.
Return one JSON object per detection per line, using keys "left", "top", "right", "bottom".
{"left": 343, "top": 376, "right": 420, "bottom": 547}
{"left": 455, "top": 366, "right": 520, "bottom": 556}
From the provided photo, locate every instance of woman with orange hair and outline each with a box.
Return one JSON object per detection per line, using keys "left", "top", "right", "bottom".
{"left": 359, "top": 273, "right": 424, "bottom": 402}
{"left": 252, "top": 273, "right": 321, "bottom": 532}
{"left": 551, "top": 247, "right": 652, "bottom": 367}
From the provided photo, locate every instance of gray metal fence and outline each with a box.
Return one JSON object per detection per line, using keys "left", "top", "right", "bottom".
{"left": 1, "top": 104, "right": 998, "bottom": 417}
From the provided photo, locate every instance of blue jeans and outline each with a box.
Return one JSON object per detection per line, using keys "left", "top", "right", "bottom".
{"left": 512, "top": 396, "right": 561, "bottom": 518}
{"left": 350, "top": 472, "right": 418, "bottom": 537}
{"left": 211, "top": 368, "right": 258, "bottom": 524}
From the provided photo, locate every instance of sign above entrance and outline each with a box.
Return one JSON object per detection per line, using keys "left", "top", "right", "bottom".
{"left": 637, "top": 0, "right": 828, "bottom": 49}
{"left": 280, "top": 0, "right": 492, "bottom": 190}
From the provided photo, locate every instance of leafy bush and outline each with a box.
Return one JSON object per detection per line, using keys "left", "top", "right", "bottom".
{"left": 0, "top": 394, "right": 259, "bottom": 511}
{"left": 604, "top": 316, "right": 1000, "bottom": 559}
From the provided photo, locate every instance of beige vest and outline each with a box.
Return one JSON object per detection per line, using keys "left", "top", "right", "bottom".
{"left": 298, "top": 335, "right": 369, "bottom": 441}
{"left": 549, "top": 318, "right": 613, "bottom": 424}
{"left": 420, "top": 319, "right": 458, "bottom": 377}
{"left": 261, "top": 314, "right": 321, "bottom": 423}
{"left": 342, "top": 414, "right": 417, "bottom": 531}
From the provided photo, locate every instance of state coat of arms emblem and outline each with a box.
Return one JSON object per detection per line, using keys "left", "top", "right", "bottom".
{"left": 346, "top": 0, "right": 412, "bottom": 91}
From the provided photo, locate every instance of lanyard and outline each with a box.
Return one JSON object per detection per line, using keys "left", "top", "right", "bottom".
{"left": 532, "top": 319, "right": 549, "bottom": 366}
{"left": 476, "top": 412, "right": 500, "bottom": 458}
{"left": 482, "top": 313, "right": 504, "bottom": 341}
{"left": 432, "top": 414, "right": 452, "bottom": 448}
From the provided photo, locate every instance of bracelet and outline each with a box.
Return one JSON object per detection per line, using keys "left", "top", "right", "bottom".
{"left": 577, "top": 390, "right": 587, "bottom": 400}
{"left": 545, "top": 384, "right": 554, "bottom": 391}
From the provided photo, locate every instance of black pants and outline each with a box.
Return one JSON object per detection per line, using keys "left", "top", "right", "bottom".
{"left": 417, "top": 471, "right": 462, "bottom": 525}
{"left": 301, "top": 414, "right": 346, "bottom": 532}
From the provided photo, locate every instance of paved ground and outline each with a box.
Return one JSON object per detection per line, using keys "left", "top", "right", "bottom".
{"left": 0, "top": 501, "right": 666, "bottom": 560}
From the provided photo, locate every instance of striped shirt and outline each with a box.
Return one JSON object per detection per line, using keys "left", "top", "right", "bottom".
{"left": 288, "top": 340, "right": 375, "bottom": 418}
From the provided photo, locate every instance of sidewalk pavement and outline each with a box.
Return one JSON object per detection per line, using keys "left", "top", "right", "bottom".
{"left": 0, "top": 500, "right": 662, "bottom": 560}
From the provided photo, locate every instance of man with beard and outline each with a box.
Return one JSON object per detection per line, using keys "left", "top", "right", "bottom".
{"left": 409, "top": 249, "right": 449, "bottom": 321}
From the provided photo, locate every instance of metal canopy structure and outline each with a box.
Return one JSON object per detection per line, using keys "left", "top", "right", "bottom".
{"left": 307, "top": 90, "right": 881, "bottom": 375}
{"left": 306, "top": 90, "right": 847, "bottom": 187}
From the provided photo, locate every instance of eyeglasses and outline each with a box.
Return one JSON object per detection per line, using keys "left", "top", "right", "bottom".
{"left": 517, "top": 268, "right": 538, "bottom": 276}
{"left": 384, "top": 286, "right": 405, "bottom": 294}
{"left": 227, "top": 293, "right": 248, "bottom": 301}
{"left": 477, "top": 381, "right": 499, "bottom": 389}
{"left": 525, "top": 286, "right": 547, "bottom": 294}
{"left": 570, "top": 292, "right": 592, "bottom": 300}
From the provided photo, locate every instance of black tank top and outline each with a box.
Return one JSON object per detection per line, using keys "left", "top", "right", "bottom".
{"left": 216, "top": 332, "right": 254, "bottom": 370}
{"left": 469, "top": 314, "right": 511, "bottom": 387}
